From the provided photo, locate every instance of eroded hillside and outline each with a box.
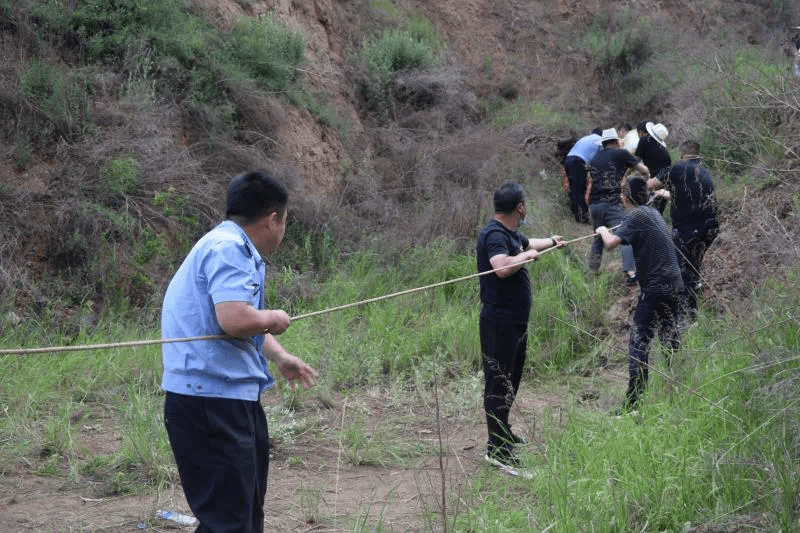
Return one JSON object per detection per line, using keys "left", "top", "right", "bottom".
{"left": 0, "top": 0, "right": 798, "bottom": 321}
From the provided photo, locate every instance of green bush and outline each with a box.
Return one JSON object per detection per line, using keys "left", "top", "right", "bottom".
{"left": 11, "top": 1, "right": 340, "bottom": 142}
{"left": 226, "top": 14, "right": 305, "bottom": 91}
{"left": 18, "top": 59, "right": 92, "bottom": 145}
{"left": 405, "top": 13, "right": 445, "bottom": 54}
{"left": 581, "top": 9, "right": 673, "bottom": 113}
{"left": 101, "top": 157, "right": 139, "bottom": 198}
{"left": 31, "top": 0, "right": 187, "bottom": 60}
{"left": 584, "top": 15, "right": 651, "bottom": 77}
{"left": 360, "top": 28, "right": 434, "bottom": 119}
{"left": 363, "top": 28, "right": 433, "bottom": 74}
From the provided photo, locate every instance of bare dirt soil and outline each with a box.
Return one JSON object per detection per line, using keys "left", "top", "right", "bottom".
{"left": 0, "top": 366, "right": 627, "bottom": 532}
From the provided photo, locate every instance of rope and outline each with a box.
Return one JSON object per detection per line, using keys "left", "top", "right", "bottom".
{"left": 0, "top": 227, "right": 611, "bottom": 356}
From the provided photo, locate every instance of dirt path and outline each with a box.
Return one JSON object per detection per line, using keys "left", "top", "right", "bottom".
{"left": 0, "top": 366, "right": 628, "bottom": 532}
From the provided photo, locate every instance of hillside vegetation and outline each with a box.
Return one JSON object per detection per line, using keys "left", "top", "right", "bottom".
{"left": 1, "top": 0, "right": 800, "bottom": 531}
{"left": 0, "top": 0, "right": 798, "bottom": 321}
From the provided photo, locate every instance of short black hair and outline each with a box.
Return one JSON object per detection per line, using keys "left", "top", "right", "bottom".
{"left": 679, "top": 140, "right": 701, "bottom": 158}
{"left": 493, "top": 183, "right": 525, "bottom": 213}
{"left": 591, "top": 128, "right": 602, "bottom": 136}
{"left": 226, "top": 170, "right": 289, "bottom": 223}
{"left": 636, "top": 120, "right": 649, "bottom": 133}
{"left": 623, "top": 175, "right": 649, "bottom": 207}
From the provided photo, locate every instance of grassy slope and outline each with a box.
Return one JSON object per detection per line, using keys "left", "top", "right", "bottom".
{"left": 1, "top": 0, "right": 800, "bottom": 531}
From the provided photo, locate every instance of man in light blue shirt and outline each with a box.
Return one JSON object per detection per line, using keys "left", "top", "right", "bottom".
{"left": 562, "top": 128, "right": 602, "bottom": 223}
{"left": 162, "top": 170, "right": 317, "bottom": 533}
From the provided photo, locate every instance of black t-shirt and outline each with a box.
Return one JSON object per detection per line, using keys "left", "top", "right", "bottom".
{"left": 615, "top": 206, "right": 683, "bottom": 293}
{"left": 587, "top": 147, "right": 641, "bottom": 204}
{"left": 476, "top": 219, "right": 531, "bottom": 324}
{"left": 635, "top": 136, "right": 672, "bottom": 180}
{"left": 661, "top": 159, "right": 718, "bottom": 230}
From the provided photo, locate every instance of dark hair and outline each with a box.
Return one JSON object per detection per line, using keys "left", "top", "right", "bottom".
{"left": 679, "top": 140, "right": 701, "bottom": 158}
{"left": 636, "top": 120, "right": 649, "bottom": 134}
{"left": 591, "top": 128, "right": 602, "bottom": 136}
{"left": 601, "top": 139, "right": 618, "bottom": 148}
{"left": 623, "top": 176, "right": 649, "bottom": 206}
{"left": 226, "top": 170, "right": 289, "bottom": 223}
{"left": 493, "top": 183, "right": 525, "bottom": 213}
{"left": 619, "top": 123, "right": 632, "bottom": 131}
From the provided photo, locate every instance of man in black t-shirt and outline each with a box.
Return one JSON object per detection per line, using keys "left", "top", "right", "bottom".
{"left": 586, "top": 128, "right": 650, "bottom": 284}
{"left": 635, "top": 121, "right": 672, "bottom": 213}
{"left": 648, "top": 140, "right": 719, "bottom": 321}
{"left": 477, "top": 183, "right": 564, "bottom": 468}
{"left": 596, "top": 176, "right": 683, "bottom": 411}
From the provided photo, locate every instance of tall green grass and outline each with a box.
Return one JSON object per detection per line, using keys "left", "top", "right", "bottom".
{"left": 1, "top": 244, "right": 799, "bottom": 530}
{"left": 0, "top": 234, "right": 604, "bottom": 484}
{"left": 454, "top": 271, "right": 800, "bottom": 532}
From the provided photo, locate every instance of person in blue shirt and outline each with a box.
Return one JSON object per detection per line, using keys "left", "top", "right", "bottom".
{"left": 161, "top": 170, "right": 318, "bottom": 533}
{"left": 562, "top": 128, "right": 602, "bottom": 224}
{"left": 477, "top": 183, "right": 564, "bottom": 468}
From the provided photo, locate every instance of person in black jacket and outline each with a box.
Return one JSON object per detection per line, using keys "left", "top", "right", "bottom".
{"left": 648, "top": 140, "right": 719, "bottom": 322}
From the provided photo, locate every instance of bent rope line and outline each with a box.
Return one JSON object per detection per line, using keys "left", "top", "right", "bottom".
{"left": 0, "top": 228, "right": 609, "bottom": 356}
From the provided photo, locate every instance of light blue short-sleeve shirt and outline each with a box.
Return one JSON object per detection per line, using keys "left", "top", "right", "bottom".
{"left": 567, "top": 133, "right": 602, "bottom": 163}
{"left": 161, "top": 220, "right": 274, "bottom": 400}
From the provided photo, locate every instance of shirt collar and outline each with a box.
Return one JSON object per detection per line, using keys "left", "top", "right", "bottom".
{"left": 219, "top": 220, "right": 265, "bottom": 267}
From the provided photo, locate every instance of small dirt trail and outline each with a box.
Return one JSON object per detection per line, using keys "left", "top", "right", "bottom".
{"left": 0, "top": 367, "right": 631, "bottom": 533}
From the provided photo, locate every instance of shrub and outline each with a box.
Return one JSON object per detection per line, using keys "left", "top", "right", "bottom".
{"left": 361, "top": 29, "right": 434, "bottom": 119}
{"left": 364, "top": 29, "right": 433, "bottom": 73}
{"left": 101, "top": 157, "right": 139, "bottom": 198}
{"left": 31, "top": 0, "right": 187, "bottom": 60}
{"left": 584, "top": 13, "right": 651, "bottom": 78}
{"left": 405, "top": 13, "right": 445, "bottom": 54}
{"left": 581, "top": 9, "right": 674, "bottom": 113}
{"left": 226, "top": 14, "right": 305, "bottom": 92}
{"left": 17, "top": 59, "right": 92, "bottom": 146}
{"left": 48, "top": 201, "right": 135, "bottom": 270}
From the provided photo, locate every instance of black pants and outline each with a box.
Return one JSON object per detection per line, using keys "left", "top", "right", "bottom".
{"left": 627, "top": 289, "right": 681, "bottom": 407}
{"left": 164, "top": 392, "right": 269, "bottom": 533}
{"left": 480, "top": 318, "right": 527, "bottom": 447}
{"left": 672, "top": 225, "right": 718, "bottom": 320}
{"left": 564, "top": 156, "right": 589, "bottom": 223}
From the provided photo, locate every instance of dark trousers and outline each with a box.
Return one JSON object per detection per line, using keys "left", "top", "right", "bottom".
{"left": 164, "top": 392, "right": 270, "bottom": 533}
{"left": 480, "top": 318, "right": 527, "bottom": 447}
{"left": 626, "top": 289, "right": 681, "bottom": 407}
{"left": 588, "top": 202, "right": 636, "bottom": 273}
{"left": 672, "top": 225, "right": 718, "bottom": 320}
{"left": 564, "top": 156, "right": 589, "bottom": 223}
